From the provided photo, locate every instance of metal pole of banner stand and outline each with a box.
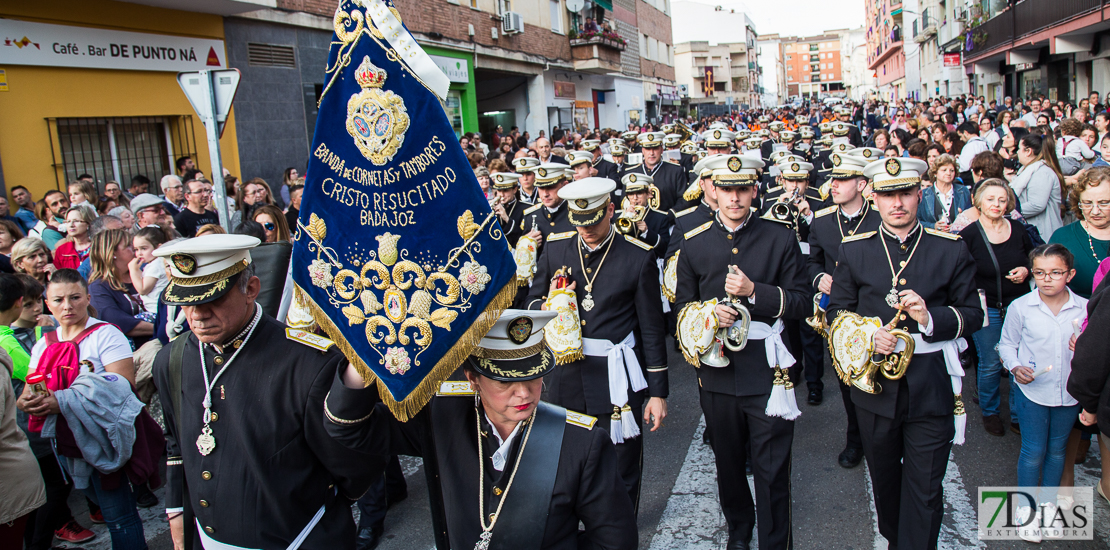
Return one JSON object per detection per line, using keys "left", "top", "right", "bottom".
{"left": 194, "top": 70, "right": 232, "bottom": 232}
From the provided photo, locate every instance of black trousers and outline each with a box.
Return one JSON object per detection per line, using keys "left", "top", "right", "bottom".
{"left": 24, "top": 454, "right": 75, "bottom": 550}
{"left": 856, "top": 388, "right": 954, "bottom": 550}
{"left": 839, "top": 378, "right": 863, "bottom": 450}
{"left": 356, "top": 455, "right": 408, "bottom": 533}
{"left": 799, "top": 322, "right": 825, "bottom": 391}
{"left": 701, "top": 389, "right": 794, "bottom": 550}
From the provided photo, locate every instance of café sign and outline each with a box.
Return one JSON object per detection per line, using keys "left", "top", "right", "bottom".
{"left": 0, "top": 19, "right": 226, "bottom": 72}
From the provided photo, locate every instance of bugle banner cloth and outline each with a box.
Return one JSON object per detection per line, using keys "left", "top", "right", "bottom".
{"left": 291, "top": 0, "right": 517, "bottom": 420}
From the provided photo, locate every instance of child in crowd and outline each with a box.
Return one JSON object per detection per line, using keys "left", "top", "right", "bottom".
{"left": 127, "top": 227, "right": 168, "bottom": 321}
{"left": 1057, "top": 118, "right": 1098, "bottom": 174}
{"left": 998, "top": 243, "right": 1089, "bottom": 542}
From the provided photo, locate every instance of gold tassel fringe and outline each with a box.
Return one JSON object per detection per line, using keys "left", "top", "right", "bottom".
{"left": 295, "top": 278, "right": 517, "bottom": 421}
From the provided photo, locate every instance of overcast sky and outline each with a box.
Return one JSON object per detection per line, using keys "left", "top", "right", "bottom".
{"left": 672, "top": 0, "right": 866, "bottom": 40}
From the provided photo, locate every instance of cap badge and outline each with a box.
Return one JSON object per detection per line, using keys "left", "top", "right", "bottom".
{"left": 507, "top": 316, "right": 533, "bottom": 345}
{"left": 172, "top": 254, "right": 197, "bottom": 275}
{"left": 832, "top": 154, "right": 842, "bottom": 166}
{"left": 575, "top": 199, "right": 589, "bottom": 209}
{"left": 537, "top": 168, "right": 547, "bottom": 177}
{"left": 791, "top": 163, "right": 800, "bottom": 172}
{"left": 495, "top": 175, "right": 504, "bottom": 182}
{"left": 727, "top": 157, "right": 742, "bottom": 172}
{"left": 862, "top": 149, "right": 873, "bottom": 158}
{"left": 714, "top": 130, "right": 722, "bottom": 139}
{"left": 629, "top": 174, "right": 637, "bottom": 183}
{"left": 885, "top": 158, "right": 901, "bottom": 177}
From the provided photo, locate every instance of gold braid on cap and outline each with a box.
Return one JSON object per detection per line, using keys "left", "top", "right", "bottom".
{"left": 169, "top": 259, "right": 249, "bottom": 286}
{"left": 872, "top": 177, "right": 921, "bottom": 190}
{"left": 713, "top": 173, "right": 758, "bottom": 183}
{"left": 569, "top": 198, "right": 611, "bottom": 225}
{"left": 470, "top": 339, "right": 548, "bottom": 360}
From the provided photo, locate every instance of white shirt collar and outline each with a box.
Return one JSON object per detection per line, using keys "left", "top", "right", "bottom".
{"left": 483, "top": 412, "right": 524, "bottom": 472}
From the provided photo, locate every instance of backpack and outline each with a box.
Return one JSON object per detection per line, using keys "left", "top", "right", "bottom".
{"left": 27, "top": 323, "right": 107, "bottom": 433}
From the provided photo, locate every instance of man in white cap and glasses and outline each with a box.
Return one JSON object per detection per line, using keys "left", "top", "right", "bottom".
{"left": 153, "top": 235, "right": 382, "bottom": 549}
{"left": 673, "top": 153, "right": 810, "bottom": 550}
{"left": 623, "top": 132, "right": 687, "bottom": 212}
{"left": 805, "top": 151, "right": 882, "bottom": 470}
{"left": 490, "top": 171, "right": 527, "bottom": 248}
{"left": 826, "top": 157, "right": 982, "bottom": 550}
{"left": 524, "top": 177, "right": 669, "bottom": 514}
{"left": 617, "top": 173, "right": 672, "bottom": 258}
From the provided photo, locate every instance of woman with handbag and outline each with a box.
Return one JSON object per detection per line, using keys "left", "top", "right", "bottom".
{"left": 959, "top": 179, "right": 1034, "bottom": 436}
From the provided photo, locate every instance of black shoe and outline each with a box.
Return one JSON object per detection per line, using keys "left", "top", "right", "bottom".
{"left": 134, "top": 483, "right": 158, "bottom": 508}
{"left": 807, "top": 387, "right": 823, "bottom": 405}
{"left": 1010, "top": 421, "right": 1021, "bottom": 435}
{"left": 726, "top": 534, "right": 751, "bottom": 550}
{"left": 355, "top": 527, "right": 383, "bottom": 550}
{"left": 838, "top": 447, "right": 863, "bottom": 469}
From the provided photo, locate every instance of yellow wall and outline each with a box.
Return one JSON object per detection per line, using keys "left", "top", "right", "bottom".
{"left": 0, "top": 0, "right": 240, "bottom": 199}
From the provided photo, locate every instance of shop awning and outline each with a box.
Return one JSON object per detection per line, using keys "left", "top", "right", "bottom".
{"left": 595, "top": 0, "right": 614, "bottom": 12}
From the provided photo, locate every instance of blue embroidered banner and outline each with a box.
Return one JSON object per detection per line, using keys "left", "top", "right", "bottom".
{"left": 292, "top": 0, "right": 516, "bottom": 420}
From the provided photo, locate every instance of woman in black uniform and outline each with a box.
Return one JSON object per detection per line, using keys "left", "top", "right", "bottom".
{"left": 323, "top": 309, "right": 637, "bottom": 550}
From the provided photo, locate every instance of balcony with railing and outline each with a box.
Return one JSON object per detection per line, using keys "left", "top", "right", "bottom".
{"left": 569, "top": 29, "right": 627, "bottom": 74}
{"left": 965, "top": 0, "right": 1104, "bottom": 58}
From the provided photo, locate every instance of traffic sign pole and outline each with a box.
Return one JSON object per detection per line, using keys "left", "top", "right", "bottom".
{"left": 178, "top": 69, "right": 240, "bottom": 232}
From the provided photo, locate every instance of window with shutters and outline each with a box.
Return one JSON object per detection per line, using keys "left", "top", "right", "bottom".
{"left": 246, "top": 43, "right": 296, "bottom": 68}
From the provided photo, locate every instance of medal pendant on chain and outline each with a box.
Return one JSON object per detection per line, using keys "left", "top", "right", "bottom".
{"left": 885, "top": 288, "right": 900, "bottom": 309}
{"left": 197, "top": 424, "right": 216, "bottom": 456}
{"left": 582, "top": 293, "right": 595, "bottom": 311}
{"left": 474, "top": 531, "right": 492, "bottom": 550}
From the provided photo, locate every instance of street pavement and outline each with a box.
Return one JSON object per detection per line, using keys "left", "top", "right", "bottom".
{"left": 61, "top": 339, "right": 1109, "bottom": 550}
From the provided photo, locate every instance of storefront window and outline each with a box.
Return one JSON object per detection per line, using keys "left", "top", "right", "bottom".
{"left": 1020, "top": 71, "right": 1042, "bottom": 100}
{"left": 443, "top": 89, "right": 464, "bottom": 138}
{"left": 49, "top": 116, "right": 197, "bottom": 190}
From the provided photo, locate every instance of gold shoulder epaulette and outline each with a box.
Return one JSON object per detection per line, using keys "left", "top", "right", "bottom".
{"left": 285, "top": 328, "right": 334, "bottom": 352}
{"left": 547, "top": 231, "right": 576, "bottom": 241}
{"left": 815, "top": 205, "right": 837, "bottom": 218}
{"left": 842, "top": 230, "right": 876, "bottom": 243}
{"left": 523, "top": 203, "right": 543, "bottom": 215}
{"left": 765, "top": 185, "right": 783, "bottom": 194}
{"left": 871, "top": 203, "right": 879, "bottom": 211}
{"left": 925, "top": 227, "right": 961, "bottom": 240}
{"left": 672, "top": 205, "right": 697, "bottom": 218}
{"left": 624, "top": 234, "right": 653, "bottom": 250}
{"left": 684, "top": 221, "right": 714, "bottom": 240}
{"left": 436, "top": 381, "right": 475, "bottom": 396}
{"left": 565, "top": 410, "right": 596, "bottom": 430}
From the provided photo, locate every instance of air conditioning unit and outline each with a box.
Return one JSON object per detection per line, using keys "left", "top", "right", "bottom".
{"left": 502, "top": 12, "right": 524, "bottom": 35}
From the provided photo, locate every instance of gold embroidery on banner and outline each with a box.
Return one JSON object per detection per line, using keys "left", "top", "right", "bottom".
{"left": 299, "top": 210, "right": 502, "bottom": 379}
{"left": 346, "top": 56, "right": 409, "bottom": 166}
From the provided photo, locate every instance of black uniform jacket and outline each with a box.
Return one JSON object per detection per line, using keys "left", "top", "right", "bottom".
{"left": 618, "top": 207, "right": 672, "bottom": 259}
{"left": 1069, "top": 286, "right": 1110, "bottom": 438}
{"left": 154, "top": 315, "right": 379, "bottom": 549}
{"left": 520, "top": 201, "right": 576, "bottom": 245}
{"left": 323, "top": 383, "right": 638, "bottom": 550}
{"left": 806, "top": 204, "right": 882, "bottom": 291}
{"left": 674, "top": 214, "right": 811, "bottom": 397}
{"left": 623, "top": 161, "right": 687, "bottom": 213}
{"left": 525, "top": 229, "right": 669, "bottom": 413}
{"left": 666, "top": 202, "right": 715, "bottom": 258}
{"left": 826, "top": 225, "right": 984, "bottom": 419}
{"left": 501, "top": 198, "right": 529, "bottom": 248}
{"left": 594, "top": 156, "right": 620, "bottom": 185}
{"left": 759, "top": 185, "right": 830, "bottom": 243}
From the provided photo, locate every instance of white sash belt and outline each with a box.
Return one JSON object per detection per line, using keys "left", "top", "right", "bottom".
{"left": 745, "top": 320, "right": 796, "bottom": 370}
{"left": 197, "top": 492, "right": 329, "bottom": 550}
{"left": 901, "top": 334, "right": 969, "bottom": 445}
{"left": 582, "top": 332, "right": 647, "bottom": 444}
{"left": 742, "top": 320, "right": 801, "bottom": 420}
